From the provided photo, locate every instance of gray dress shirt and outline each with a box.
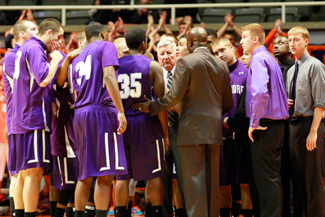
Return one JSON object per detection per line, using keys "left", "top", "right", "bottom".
{"left": 286, "top": 52, "right": 325, "bottom": 117}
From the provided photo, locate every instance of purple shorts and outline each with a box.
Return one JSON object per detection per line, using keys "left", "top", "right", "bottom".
{"left": 8, "top": 130, "right": 51, "bottom": 172}
{"left": 74, "top": 105, "right": 128, "bottom": 180}
{"left": 8, "top": 135, "right": 18, "bottom": 175}
{"left": 52, "top": 156, "right": 79, "bottom": 190}
{"left": 116, "top": 114, "right": 165, "bottom": 181}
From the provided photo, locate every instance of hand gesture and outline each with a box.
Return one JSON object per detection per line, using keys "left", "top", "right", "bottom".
{"left": 248, "top": 126, "right": 267, "bottom": 143}
{"left": 132, "top": 95, "right": 152, "bottom": 113}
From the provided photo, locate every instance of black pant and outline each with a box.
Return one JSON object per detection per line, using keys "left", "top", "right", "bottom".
{"left": 281, "top": 122, "right": 292, "bottom": 217}
{"left": 251, "top": 119, "right": 285, "bottom": 217}
{"left": 162, "top": 125, "right": 187, "bottom": 217}
{"left": 288, "top": 117, "right": 325, "bottom": 217}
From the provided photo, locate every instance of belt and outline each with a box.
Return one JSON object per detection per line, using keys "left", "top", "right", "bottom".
{"left": 287, "top": 116, "right": 312, "bottom": 125}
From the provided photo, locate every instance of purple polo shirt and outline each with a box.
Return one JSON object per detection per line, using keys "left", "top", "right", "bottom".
{"left": 246, "top": 46, "right": 289, "bottom": 127}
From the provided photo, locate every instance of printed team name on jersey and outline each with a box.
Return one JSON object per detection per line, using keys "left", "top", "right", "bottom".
{"left": 231, "top": 85, "right": 244, "bottom": 94}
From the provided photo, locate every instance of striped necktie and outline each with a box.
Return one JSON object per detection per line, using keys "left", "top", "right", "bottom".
{"left": 167, "top": 71, "right": 173, "bottom": 90}
{"left": 167, "top": 71, "right": 176, "bottom": 126}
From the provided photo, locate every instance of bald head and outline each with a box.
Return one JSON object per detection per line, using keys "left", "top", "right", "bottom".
{"left": 186, "top": 27, "right": 208, "bottom": 53}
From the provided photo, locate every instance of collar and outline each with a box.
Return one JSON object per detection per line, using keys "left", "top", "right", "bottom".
{"left": 30, "top": 36, "right": 47, "bottom": 51}
{"left": 193, "top": 46, "right": 208, "bottom": 53}
{"left": 252, "top": 46, "right": 266, "bottom": 57}
{"left": 229, "top": 59, "right": 239, "bottom": 72}
{"left": 282, "top": 58, "right": 295, "bottom": 69}
{"left": 162, "top": 65, "right": 176, "bottom": 78}
{"left": 297, "top": 52, "right": 309, "bottom": 66}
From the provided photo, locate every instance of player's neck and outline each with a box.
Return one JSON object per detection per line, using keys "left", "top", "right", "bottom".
{"left": 128, "top": 49, "right": 142, "bottom": 55}
{"left": 89, "top": 37, "right": 103, "bottom": 43}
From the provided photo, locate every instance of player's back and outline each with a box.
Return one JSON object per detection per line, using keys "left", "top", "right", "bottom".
{"left": 70, "top": 40, "right": 119, "bottom": 109}
{"left": 117, "top": 55, "right": 152, "bottom": 116}
{"left": 2, "top": 44, "right": 19, "bottom": 135}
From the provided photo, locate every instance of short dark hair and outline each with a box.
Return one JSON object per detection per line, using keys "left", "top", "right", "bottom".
{"left": 125, "top": 27, "right": 146, "bottom": 49}
{"left": 13, "top": 20, "right": 32, "bottom": 40}
{"left": 38, "top": 18, "right": 63, "bottom": 36}
{"left": 85, "top": 22, "right": 105, "bottom": 41}
{"left": 205, "top": 28, "right": 217, "bottom": 38}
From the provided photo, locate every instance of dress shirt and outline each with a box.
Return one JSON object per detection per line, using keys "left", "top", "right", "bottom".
{"left": 162, "top": 66, "right": 176, "bottom": 87}
{"left": 286, "top": 52, "right": 325, "bottom": 117}
{"left": 246, "top": 46, "right": 289, "bottom": 127}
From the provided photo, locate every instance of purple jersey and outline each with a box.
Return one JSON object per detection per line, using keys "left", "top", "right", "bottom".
{"left": 2, "top": 44, "right": 20, "bottom": 135}
{"left": 11, "top": 37, "right": 52, "bottom": 134}
{"left": 117, "top": 55, "right": 152, "bottom": 116}
{"left": 69, "top": 41, "right": 119, "bottom": 108}
{"left": 50, "top": 82, "right": 77, "bottom": 158}
{"left": 223, "top": 60, "right": 248, "bottom": 139}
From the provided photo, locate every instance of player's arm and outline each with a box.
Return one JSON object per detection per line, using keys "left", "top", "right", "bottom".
{"left": 103, "top": 65, "right": 127, "bottom": 135}
{"left": 39, "top": 51, "right": 63, "bottom": 87}
{"left": 56, "top": 49, "right": 82, "bottom": 87}
{"left": 150, "top": 60, "right": 169, "bottom": 152}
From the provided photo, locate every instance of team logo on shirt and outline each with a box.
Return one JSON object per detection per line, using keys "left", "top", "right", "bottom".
{"left": 239, "top": 71, "right": 244, "bottom": 75}
{"left": 231, "top": 85, "right": 244, "bottom": 94}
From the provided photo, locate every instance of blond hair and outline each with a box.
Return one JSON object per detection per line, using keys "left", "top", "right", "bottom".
{"left": 212, "top": 37, "right": 232, "bottom": 48}
{"left": 241, "top": 23, "right": 265, "bottom": 45}
{"left": 13, "top": 20, "right": 33, "bottom": 41}
{"left": 288, "top": 26, "right": 309, "bottom": 39}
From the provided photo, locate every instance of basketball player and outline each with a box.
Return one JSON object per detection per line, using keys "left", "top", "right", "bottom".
{"left": 114, "top": 27, "right": 168, "bottom": 217}
{"left": 2, "top": 19, "right": 38, "bottom": 217}
{"left": 69, "top": 22, "right": 127, "bottom": 217}
{"left": 10, "top": 18, "right": 64, "bottom": 217}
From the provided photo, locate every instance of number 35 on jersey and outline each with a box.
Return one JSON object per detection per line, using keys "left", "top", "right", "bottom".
{"left": 118, "top": 73, "right": 142, "bottom": 99}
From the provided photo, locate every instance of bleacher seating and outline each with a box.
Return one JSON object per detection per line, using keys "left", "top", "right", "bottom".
{"left": 33, "top": 11, "right": 61, "bottom": 24}
{"left": 266, "top": 7, "right": 300, "bottom": 22}
{"left": 200, "top": 8, "right": 232, "bottom": 23}
{"left": 7, "top": 0, "right": 36, "bottom": 5}
{"left": 66, "top": 10, "right": 92, "bottom": 25}
{"left": 234, "top": 7, "right": 265, "bottom": 23}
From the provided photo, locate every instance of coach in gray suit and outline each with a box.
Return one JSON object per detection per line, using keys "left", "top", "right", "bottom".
{"left": 133, "top": 27, "right": 233, "bottom": 217}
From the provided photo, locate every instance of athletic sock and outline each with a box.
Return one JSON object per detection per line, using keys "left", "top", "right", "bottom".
{"left": 95, "top": 209, "right": 107, "bottom": 217}
{"left": 176, "top": 208, "right": 185, "bottom": 217}
{"left": 9, "top": 197, "right": 15, "bottom": 217}
{"left": 50, "top": 201, "right": 57, "bottom": 217}
{"left": 220, "top": 208, "right": 231, "bottom": 217}
{"left": 231, "top": 203, "right": 241, "bottom": 217}
{"left": 115, "top": 206, "right": 126, "bottom": 217}
{"left": 145, "top": 203, "right": 152, "bottom": 217}
{"left": 126, "top": 201, "right": 132, "bottom": 217}
{"left": 242, "top": 209, "right": 253, "bottom": 217}
{"left": 75, "top": 210, "right": 84, "bottom": 217}
{"left": 24, "top": 212, "right": 36, "bottom": 217}
{"left": 66, "top": 207, "right": 73, "bottom": 217}
{"left": 15, "top": 209, "right": 24, "bottom": 217}
{"left": 54, "top": 207, "right": 66, "bottom": 217}
{"left": 151, "top": 205, "right": 162, "bottom": 217}
{"left": 84, "top": 206, "right": 94, "bottom": 217}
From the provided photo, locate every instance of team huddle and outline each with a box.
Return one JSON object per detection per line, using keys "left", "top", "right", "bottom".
{"left": 2, "top": 15, "right": 325, "bottom": 217}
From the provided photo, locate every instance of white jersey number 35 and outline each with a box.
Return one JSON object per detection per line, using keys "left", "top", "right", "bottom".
{"left": 118, "top": 73, "right": 142, "bottom": 99}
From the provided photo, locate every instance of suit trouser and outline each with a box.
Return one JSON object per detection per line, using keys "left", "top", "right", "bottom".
{"left": 288, "top": 117, "right": 325, "bottom": 217}
{"left": 162, "top": 125, "right": 187, "bottom": 217}
{"left": 251, "top": 119, "right": 284, "bottom": 217}
{"left": 179, "top": 144, "right": 220, "bottom": 217}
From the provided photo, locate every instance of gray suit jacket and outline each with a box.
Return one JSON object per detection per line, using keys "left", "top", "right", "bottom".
{"left": 150, "top": 48, "right": 233, "bottom": 146}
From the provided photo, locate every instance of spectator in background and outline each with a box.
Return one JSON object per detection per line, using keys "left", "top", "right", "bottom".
{"left": 5, "top": 9, "right": 38, "bottom": 49}
{"left": 66, "top": 31, "right": 78, "bottom": 53}
{"left": 265, "top": 19, "right": 288, "bottom": 53}
{"left": 90, "top": 0, "right": 130, "bottom": 24}
{"left": 163, "top": 0, "right": 198, "bottom": 24}
{"left": 130, "top": 0, "right": 159, "bottom": 24}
